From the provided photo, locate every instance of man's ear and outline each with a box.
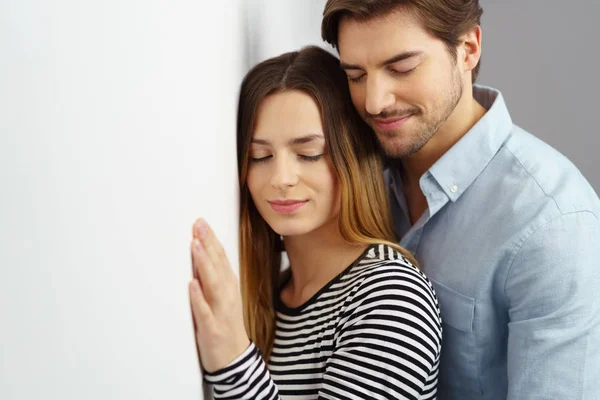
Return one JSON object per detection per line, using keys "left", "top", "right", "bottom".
{"left": 459, "top": 25, "right": 482, "bottom": 75}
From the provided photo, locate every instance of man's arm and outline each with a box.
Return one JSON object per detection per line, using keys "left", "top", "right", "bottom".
{"left": 505, "top": 211, "right": 600, "bottom": 399}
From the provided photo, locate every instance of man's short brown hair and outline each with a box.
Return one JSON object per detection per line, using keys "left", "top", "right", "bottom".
{"left": 322, "top": 0, "right": 483, "bottom": 82}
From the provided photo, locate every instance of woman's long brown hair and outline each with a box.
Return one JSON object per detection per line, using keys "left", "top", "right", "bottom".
{"left": 237, "top": 46, "right": 418, "bottom": 361}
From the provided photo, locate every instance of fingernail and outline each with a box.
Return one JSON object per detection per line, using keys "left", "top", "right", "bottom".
{"left": 196, "top": 219, "right": 208, "bottom": 238}
{"left": 191, "top": 280, "right": 200, "bottom": 292}
{"left": 193, "top": 238, "right": 202, "bottom": 252}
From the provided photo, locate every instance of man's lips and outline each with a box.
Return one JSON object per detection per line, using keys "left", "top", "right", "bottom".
{"left": 372, "top": 114, "right": 414, "bottom": 131}
{"left": 268, "top": 200, "right": 308, "bottom": 214}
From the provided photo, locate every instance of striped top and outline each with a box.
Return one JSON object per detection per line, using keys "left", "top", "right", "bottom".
{"left": 204, "top": 244, "right": 442, "bottom": 399}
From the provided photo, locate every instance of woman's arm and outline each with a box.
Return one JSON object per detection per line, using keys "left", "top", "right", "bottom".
{"left": 190, "top": 221, "right": 441, "bottom": 399}
{"left": 203, "top": 262, "right": 442, "bottom": 400}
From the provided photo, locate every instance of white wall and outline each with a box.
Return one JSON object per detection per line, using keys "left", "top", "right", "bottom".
{"left": 0, "top": 1, "right": 244, "bottom": 399}
{"left": 245, "top": 0, "right": 332, "bottom": 66}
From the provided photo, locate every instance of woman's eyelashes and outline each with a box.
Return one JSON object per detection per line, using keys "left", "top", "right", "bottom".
{"left": 250, "top": 154, "right": 323, "bottom": 164}
{"left": 250, "top": 155, "right": 272, "bottom": 163}
{"left": 299, "top": 154, "right": 323, "bottom": 162}
{"left": 348, "top": 74, "right": 365, "bottom": 83}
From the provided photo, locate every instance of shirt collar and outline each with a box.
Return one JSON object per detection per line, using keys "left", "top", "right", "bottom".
{"left": 428, "top": 85, "right": 514, "bottom": 202}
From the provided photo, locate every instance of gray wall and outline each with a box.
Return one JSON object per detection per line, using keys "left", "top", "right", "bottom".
{"left": 247, "top": 0, "right": 600, "bottom": 192}
{"left": 478, "top": 0, "right": 600, "bottom": 192}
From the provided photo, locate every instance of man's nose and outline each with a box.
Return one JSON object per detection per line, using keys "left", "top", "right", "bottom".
{"left": 365, "top": 76, "right": 395, "bottom": 116}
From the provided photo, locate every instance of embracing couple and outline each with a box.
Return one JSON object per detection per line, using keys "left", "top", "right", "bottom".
{"left": 188, "top": 1, "right": 600, "bottom": 399}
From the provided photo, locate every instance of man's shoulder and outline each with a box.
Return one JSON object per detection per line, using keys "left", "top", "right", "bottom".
{"left": 497, "top": 124, "right": 600, "bottom": 216}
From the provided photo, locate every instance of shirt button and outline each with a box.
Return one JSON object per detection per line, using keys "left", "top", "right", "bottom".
{"left": 450, "top": 184, "right": 458, "bottom": 193}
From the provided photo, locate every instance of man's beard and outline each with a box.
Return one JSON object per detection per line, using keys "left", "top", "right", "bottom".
{"left": 369, "top": 67, "right": 464, "bottom": 159}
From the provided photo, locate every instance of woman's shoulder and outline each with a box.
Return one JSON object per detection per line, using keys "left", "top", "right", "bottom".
{"left": 340, "top": 243, "right": 442, "bottom": 349}
{"left": 348, "top": 243, "right": 439, "bottom": 308}
{"left": 352, "top": 243, "right": 428, "bottom": 281}
{"left": 360, "top": 243, "right": 416, "bottom": 265}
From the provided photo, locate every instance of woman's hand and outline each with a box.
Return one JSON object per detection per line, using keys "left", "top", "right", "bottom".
{"left": 189, "top": 218, "right": 250, "bottom": 373}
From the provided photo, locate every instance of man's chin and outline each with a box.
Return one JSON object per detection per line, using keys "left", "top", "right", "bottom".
{"left": 379, "top": 137, "right": 424, "bottom": 159}
{"left": 382, "top": 148, "right": 409, "bottom": 159}
{"left": 374, "top": 132, "right": 402, "bottom": 154}
{"left": 380, "top": 143, "right": 407, "bottom": 159}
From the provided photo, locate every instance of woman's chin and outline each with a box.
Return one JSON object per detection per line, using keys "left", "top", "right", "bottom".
{"left": 269, "top": 222, "right": 312, "bottom": 238}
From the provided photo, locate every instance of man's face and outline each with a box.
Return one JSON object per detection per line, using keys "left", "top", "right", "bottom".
{"left": 338, "top": 10, "right": 465, "bottom": 159}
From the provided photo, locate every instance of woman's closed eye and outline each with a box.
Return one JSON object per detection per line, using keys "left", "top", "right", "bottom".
{"left": 250, "top": 154, "right": 323, "bottom": 163}
{"left": 299, "top": 154, "right": 323, "bottom": 162}
{"left": 347, "top": 73, "right": 365, "bottom": 84}
{"left": 250, "top": 155, "right": 272, "bottom": 163}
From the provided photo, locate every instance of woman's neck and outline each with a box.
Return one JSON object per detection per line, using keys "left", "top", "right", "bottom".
{"left": 281, "top": 218, "right": 367, "bottom": 308}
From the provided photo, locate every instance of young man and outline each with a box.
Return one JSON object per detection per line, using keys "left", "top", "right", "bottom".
{"left": 322, "top": 1, "right": 600, "bottom": 398}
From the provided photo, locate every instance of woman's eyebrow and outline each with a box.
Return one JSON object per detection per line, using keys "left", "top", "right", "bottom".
{"left": 251, "top": 134, "right": 324, "bottom": 146}
{"left": 288, "top": 134, "right": 324, "bottom": 146}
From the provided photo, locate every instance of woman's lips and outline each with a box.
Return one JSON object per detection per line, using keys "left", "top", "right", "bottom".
{"left": 373, "top": 114, "right": 413, "bottom": 131}
{"left": 268, "top": 200, "right": 308, "bottom": 214}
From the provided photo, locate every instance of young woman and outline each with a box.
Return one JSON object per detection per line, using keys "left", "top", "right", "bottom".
{"left": 189, "top": 46, "right": 442, "bottom": 400}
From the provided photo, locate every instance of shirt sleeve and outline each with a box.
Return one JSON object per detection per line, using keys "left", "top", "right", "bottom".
{"left": 204, "top": 261, "right": 442, "bottom": 400}
{"left": 204, "top": 342, "right": 279, "bottom": 400}
{"left": 505, "top": 211, "right": 600, "bottom": 399}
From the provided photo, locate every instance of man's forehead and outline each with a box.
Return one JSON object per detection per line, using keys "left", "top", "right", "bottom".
{"left": 337, "top": 12, "right": 436, "bottom": 65}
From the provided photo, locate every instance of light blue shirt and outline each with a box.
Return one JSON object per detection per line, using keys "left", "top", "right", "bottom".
{"left": 386, "top": 86, "right": 600, "bottom": 399}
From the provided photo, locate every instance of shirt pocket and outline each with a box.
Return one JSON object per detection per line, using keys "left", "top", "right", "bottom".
{"left": 429, "top": 278, "right": 481, "bottom": 397}
{"left": 431, "top": 278, "right": 474, "bottom": 332}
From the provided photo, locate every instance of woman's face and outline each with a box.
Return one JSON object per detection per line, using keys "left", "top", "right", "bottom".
{"left": 247, "top": 90, "right": 340, "bottom": 238}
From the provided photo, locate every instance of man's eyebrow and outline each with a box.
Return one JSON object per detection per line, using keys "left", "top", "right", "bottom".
{"left": 340, "top": 50, "right": 423, "bottom": 70}
{"left": 251, "top": 134, "right": 324, "bottom": 146}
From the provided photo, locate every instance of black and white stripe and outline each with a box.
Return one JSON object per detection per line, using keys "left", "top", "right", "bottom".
{"left": 205, "top": 244, "right": 442, "bottom": 399}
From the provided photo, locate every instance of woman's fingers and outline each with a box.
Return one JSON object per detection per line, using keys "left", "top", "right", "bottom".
{"left": 187, "top": 218, "right": 249, "bottom": 374}
{"left": 191, "top": 238, "right": 220, "bottom": 296}
{"left": 194, "top": 219, "right": 229, "bottom": 270}
{"left": 189, "top": 279, "right": 213, "bottom": 327}
{"left": 190, "top": 218, "right": 236, "bottom": 309}
{"left": 190, "top": 240, "right": 199, "bottom": 280}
